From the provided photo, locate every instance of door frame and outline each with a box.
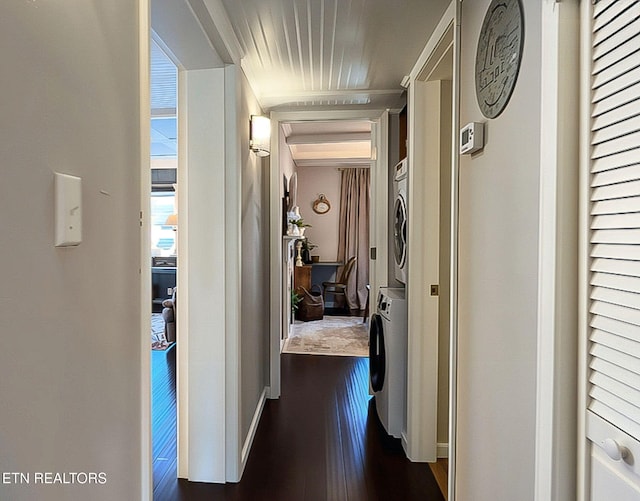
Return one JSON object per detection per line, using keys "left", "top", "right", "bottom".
{"left": 578, "top": 4, "right": 589, "bottom": 497}
{"left": 139, "top": 2, "right": 152, "bottom": 499}
{"left": 403, "top": 0, "right": 456, "bottom": 467}
{"left": 268, "top": 109, "right": 389, "bottom": 399}
{"left": 534, "top": 2, "right": 580, "bottom": 500}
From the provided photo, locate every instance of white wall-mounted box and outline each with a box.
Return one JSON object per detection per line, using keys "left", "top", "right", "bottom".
{"left": 460, "top": 122, "right": 484, "bottom": 155}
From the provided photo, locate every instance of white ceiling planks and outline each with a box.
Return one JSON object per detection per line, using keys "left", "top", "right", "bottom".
{"left": 151, "top": 40, "right": 177, "bottom": 114}
{"left": 221, "top": 0, "right": 450, "bottom": 110}
{"left": 149, "top": 0, "right": 451, "bottom": 164}
{"left": 283, "top": 120, "right": 372, "bottom": 168}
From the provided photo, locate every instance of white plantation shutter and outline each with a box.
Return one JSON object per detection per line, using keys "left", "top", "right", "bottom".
{"left": 588, "top": 0, "right": 640, "bottom": 442}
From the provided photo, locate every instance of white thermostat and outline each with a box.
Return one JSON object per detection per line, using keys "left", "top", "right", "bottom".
{"left": 460, "top": 122, "right": 484, "bottom": 155}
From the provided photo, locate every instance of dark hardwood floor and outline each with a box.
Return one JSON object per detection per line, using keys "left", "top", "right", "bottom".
{"left": 152, "top": 345, "right": 178, "bottom": 498}
{"left": 153, "top": 353, "right": 444, "bottom": 501}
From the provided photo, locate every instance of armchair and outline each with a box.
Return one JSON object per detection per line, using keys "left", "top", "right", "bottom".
{"left": 161, "top": 288, "right": 176, "bottom": 344}
{"left": 322, "top": 256, "right": 357, "bottom": 310}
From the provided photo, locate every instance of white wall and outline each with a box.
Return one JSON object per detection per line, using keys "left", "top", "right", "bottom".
{"left": 456, "top": 1, "right": 541, "bottom": 499}
{"left": 239, "top": 70, "right": 270, "bottom": 446}
{"left": 0, "top": 2, "right": 142, "bottom": 500}
{"left": 279, "top": 126, "right": 297, "bottom": 187}
{"left": 295, "top": 167, "right": 342, "bottom": 261}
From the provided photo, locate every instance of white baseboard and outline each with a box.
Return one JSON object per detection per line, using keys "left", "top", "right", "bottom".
{"left": 437, "top": 442, "right": 449, "bottom": 459}
{"left": 401, "top": 435, "right": 449, "bottom": 462}
{"left": 240, "top": 386, "right": 267, "bottom": 474}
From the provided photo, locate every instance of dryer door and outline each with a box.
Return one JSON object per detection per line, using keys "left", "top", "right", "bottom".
{"left": 393, "top": 193, "right": 407, "bottom": 269}
{"left": 369, "top": 313, "right": 386, "bottom": 392}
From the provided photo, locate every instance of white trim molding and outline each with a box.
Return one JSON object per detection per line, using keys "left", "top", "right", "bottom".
{"left": 403, "top": 0, "right": 455, "bottom": 469}
{"left": 410, "top": 1, "right": 456, "bottom": 83}
{"left": 193, "top": 0, "right": 243, "bottom": 65}
{"left": 240, "top": 387, "right": 268, "bottom": 471}
{"left": 534, "top": 1, "right": 580, "bottom": 500}
{"left": 577, "top": 2, "right": 592, "bottom": 498}
{"left": 139, "top": 1, "right": 152, "bottom": 498}
{"left": 448, "top": 3, "right": 461, "bottom": 499}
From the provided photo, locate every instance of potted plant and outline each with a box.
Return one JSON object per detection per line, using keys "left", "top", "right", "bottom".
{"left": 291, "top": 218, "right": 311, "bottom": 236}
{"left": 291, "top": 290, "right": 303, "bottom": 317}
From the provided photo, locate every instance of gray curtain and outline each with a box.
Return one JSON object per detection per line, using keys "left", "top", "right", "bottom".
{"left": 337, "top": 168, "right": 370, "bottom": 310}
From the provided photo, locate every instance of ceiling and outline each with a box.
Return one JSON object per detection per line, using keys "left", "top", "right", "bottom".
{"left": 151, "top": 40, "right": 177, "bottom": 158}
{"left": 282, "top": 120, "right": 372, "bottom": 168}
{"left": 220, "top": 0, "right": 451, "bottom": 111}
{"left": 151, "top": 41, "right": 177, "bottom": 114}
{"left": 150, "top": 0, "right": 451, "bottom": 164}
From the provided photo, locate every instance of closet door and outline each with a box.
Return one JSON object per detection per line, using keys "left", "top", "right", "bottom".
{"left": 584, "top": 1, "right": 640, "bottom": 498}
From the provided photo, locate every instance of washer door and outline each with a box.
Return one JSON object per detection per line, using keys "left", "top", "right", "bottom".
{"left": 393, "top": 193, "right": 407, "bottom": 269}
{"left": 369, "top": 313, "right": 386, "bottom": 392}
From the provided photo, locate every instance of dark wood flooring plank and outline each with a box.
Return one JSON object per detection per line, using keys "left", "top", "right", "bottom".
{"left": 152, "top": 346, "right": 178, "bottom": 499}
{"left": 153, "top": 353, "right": 444, "bottom": 501}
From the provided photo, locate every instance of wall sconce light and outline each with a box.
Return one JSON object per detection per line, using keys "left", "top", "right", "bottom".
{"left": 250, "top": 115, "right": 271, "bottom": 157}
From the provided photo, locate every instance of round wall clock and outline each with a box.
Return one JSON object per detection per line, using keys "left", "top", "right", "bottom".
{"left": 475, "top": 0, "right": 524, "bottom": 119}
{"left": 312, "top": 194, "right": 331, "bottom": 214}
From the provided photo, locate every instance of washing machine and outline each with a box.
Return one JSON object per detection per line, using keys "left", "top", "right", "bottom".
{"left": 369, "top": 287, "right": 408, "bottom": 438}
{"left": 393, "top": 158, "right": 408, "bottom": 284}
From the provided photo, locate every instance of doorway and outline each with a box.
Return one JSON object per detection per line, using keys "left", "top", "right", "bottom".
{"left": 403, "top": 15, "right": 455, "bottom": 498}
{"left": 149, "top": 38, "right": 178, "bottom": 495}
{"left": 268, "top": 110, "right": 390, "bottom": 398}
{"left": 279, "top": 119, "right": 372, "bottom": 357}
{"left": 146, "top": 0, "right": 242, "bottom": 486}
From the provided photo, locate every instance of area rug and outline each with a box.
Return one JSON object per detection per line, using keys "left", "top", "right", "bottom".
{"left": 151, "top": 313, "right": 170, "bottom": 350}
{"left": 283, "top": 316, "right": 369, "bottom": 357}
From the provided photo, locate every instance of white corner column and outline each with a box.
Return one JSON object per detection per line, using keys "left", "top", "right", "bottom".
{"left": 178, "top": 66, "right": 240, "bottom": 483}
{"left": 223, "top": 64, "right": 242, "bottom": 483}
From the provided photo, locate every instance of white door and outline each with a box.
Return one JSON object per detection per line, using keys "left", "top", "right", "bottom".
{"left": 582, "top": 1, "right": 640, "bottom": 498}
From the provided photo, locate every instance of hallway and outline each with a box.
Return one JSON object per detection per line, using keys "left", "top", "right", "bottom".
{"left": 154, "top": 354, "right": 443, "bottom": 500}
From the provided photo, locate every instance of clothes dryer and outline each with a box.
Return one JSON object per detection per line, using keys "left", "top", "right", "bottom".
{"left": 393, "top": 159, "right": 408, "bottom": 284}
{"left": 369, "top": 287, "right": 408, "bottom": 438}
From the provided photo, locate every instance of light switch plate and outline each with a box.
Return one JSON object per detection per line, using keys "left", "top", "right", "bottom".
{"left": 54, "top": 172, "right": 82, "bottom": 247}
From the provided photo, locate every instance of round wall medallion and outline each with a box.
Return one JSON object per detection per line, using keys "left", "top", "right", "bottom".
{"left": 475, "top": 0, "right": 524, "bottom": 119}
{"left": 312, "top": 194, "right": 331, "bottom": 214}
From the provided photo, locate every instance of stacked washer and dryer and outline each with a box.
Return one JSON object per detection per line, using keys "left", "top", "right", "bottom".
{"left": 393, "top": 158, "right": 409, "bottom": 285}
{"left": 369, "top": 159, "right": 409, "bottom": 438}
